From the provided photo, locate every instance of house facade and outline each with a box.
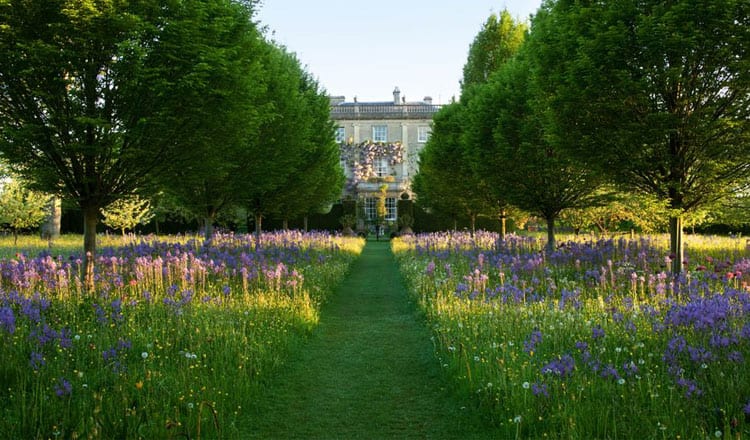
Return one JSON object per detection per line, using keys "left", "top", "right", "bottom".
{"left": 330, "top": 87, "right": 441, "bottom": 227}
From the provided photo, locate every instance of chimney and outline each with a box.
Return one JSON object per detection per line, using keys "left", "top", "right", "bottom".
{"left": 423, "top": 96, "right": 433, "bottom": 105}
{"left": 393, "top": 87, "right": 401, "bottom": 105}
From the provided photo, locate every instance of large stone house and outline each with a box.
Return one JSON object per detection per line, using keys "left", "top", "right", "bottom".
{"left": 330, "top": 87, "right": 441, "bottom": 228}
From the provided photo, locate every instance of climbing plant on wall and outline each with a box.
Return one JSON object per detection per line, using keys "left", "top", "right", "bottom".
{"left": 339, "top": 140, "right": 404, "bottom": 188}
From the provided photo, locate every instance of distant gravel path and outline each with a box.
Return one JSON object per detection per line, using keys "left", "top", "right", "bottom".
{"left": 242, "top": 241, "right": 499, "bottom": 439}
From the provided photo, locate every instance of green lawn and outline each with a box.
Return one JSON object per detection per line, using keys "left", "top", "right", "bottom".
{"left": 240, "top": 240, "right": 502, "bottom": 439}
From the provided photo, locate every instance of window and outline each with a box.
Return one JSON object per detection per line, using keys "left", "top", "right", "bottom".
{"left": 335, "top": 126, "right": 346, "bottom": 143}
{"left": 364, "top": 198, "right": 377, "bottom": 220}
{"left": 364, "top": 197, "right": 397, "bottom": 221}
{"left": 375, "top": 157, "right": 389, "bottom": 177}
{"left": 418, "top": 126, "right": 430, "bottom": 143}
{"left": 372, "top": 125, "right": 388, "bottom": 142}
{"left": 385, "top": 197, "right": 397, "bottom": 221}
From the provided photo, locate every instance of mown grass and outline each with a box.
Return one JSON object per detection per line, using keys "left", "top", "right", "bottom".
{"left": 241, "top": 240, "right": 507, "bottom": 439}
{"left": 0, "top": 231, "right": 364, "bottom": 439}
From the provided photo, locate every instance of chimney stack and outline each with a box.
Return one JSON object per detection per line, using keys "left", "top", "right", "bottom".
{"left": 393, "top": 87, "right": 401, "bottom": 105}
{"left": 423, "top": 96, "right": 433, "bottom": 105}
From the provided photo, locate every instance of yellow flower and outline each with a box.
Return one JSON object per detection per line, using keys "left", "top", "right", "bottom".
{"left": 135, "top": 381, "right": 143, "bottom": 390}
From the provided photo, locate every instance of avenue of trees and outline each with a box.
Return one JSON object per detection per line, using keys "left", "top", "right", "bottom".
{"left": 414, "top": 0, "right": 750, "bottom": 267}
{"left": 0, "top": 0, "right": 343, "bottom": 286}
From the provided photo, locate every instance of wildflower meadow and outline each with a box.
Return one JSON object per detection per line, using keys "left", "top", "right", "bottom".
{"left": 0, "top": 231, "right": 363, "bottom": 439}
{"left": 394, "top": 232, "right": 750, "bottom": 439}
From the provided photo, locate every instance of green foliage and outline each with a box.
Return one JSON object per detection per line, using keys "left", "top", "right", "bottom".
{"left": 0, "top": 179, "right": 50, "bottom": 239}
{"left": 101, "top": 195, "right": 154, "bottom": 236}
{"left": 241, "top": 44, "right": 343, "bottom": 236}
{"left": 413, "top": 103, "right": 497, "bottom": 231}
{"left": 461, "top": 9, "right": 528, "bottom": 96}
{"left": 339, "top": 214, "right": 356, "bottom": 228}
{"left": 529, "top": 0, "right": 750, "bottom": 267}
{"left": 0, "top": 0, "right": 266, "bottom": 281}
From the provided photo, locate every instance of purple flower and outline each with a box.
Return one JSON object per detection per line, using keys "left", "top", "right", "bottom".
{"left": 531, "top": 382, "right": 549, "bottom": 398}
{"left": 676, "top": 377, "right": 703, "bottom": 399}
{"left": 727, "top": 351, "right": 743, "bottom": 363}
{"left": 523, "top": 329, "right": 543, "bottom": 354}
{"left": 591, "top": 325, "right": 605, "bottom": 341}
{"left": 541, "top": 354, "right": 576, "bottom": 378}
{"left": 54, "top": 377, "right": 72, "bottom": 398}
{"left": 102, "top": 347, "right": 117, "bottom": 362}
{"left": 425, "top": 261, "right": 436, "bottom": 276}
{"left": 0, "top": 306, "right": 15, "bottom": 334}
{"left": 600, "top": 364, "right": 621, "bottom": 381}
{"left": 29, "top": 351, "right": 45, "bottom": 370}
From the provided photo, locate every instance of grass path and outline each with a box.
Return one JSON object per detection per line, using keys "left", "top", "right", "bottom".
{"left": 241, "top": 241, "right": 500, "bottom": 439}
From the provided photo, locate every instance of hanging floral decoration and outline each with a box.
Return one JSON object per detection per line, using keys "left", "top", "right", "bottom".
{"left": 339, "top": 140, "right": 404, "bottom": 185}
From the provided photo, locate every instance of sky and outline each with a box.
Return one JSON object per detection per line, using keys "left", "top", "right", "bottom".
{"left": 255, "top": 0, "right": 543, "bottom": 105}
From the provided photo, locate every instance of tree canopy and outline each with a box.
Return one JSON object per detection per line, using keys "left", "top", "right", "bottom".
{"left": 529, "top": 0, "right": 750, "bottom": 270}
{"left": 0, "top": 0, "right": 264, "bottom": 286}
{"left": 466, "top": 51, "right": 603, "bottom": 250}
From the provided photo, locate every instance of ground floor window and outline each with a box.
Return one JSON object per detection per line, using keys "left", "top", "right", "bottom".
{"left": 363, "top": 197, "right": 397, "bottom": 221}
{"left": 385, "top": 197, "right": 397, "bottom": 221}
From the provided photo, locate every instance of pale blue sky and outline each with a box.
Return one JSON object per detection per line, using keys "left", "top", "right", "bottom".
{"left": 255, "top": 1, "right": 543, "bottom": 104}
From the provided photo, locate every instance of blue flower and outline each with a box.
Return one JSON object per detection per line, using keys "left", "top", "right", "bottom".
{"left": 0, "top": 306, "right": 15, "bottom": 334}
{"left": 54, "top": 377, "right": 72, "bottom": 398}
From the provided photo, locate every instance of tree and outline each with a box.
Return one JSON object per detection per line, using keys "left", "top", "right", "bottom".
{"left": 461, "top": 9, "right": 528, "bottom": 96}
{"left": 467, "top": 52, "right": 603, "bottom": 251}
{"left": 242, "top": 44, "right": 338, "bottom": 241}
{"left": 412, "top": 102, "right": 495, "bottom": 234}
{"left": 0, "top": 0, "right": 263, "bottom": 287}
{"left": 272, "top": 70, "right": 344, "bottom": 230}
{"left": 0, "top": 178, "right": 50, "bottom": 244}
{"left": 460, "top": 9, "right": 529, "bottom": 237}
{"left": 530, "top": 0, "right": 750, "bottom": 271}
{"left": 101, "top": 195, "right": 153, "bottom": 237}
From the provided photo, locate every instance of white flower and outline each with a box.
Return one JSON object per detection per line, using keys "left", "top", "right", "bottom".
{"left": 141, "top": 352, "right": 149, "bottom": 359}
{"left": 617, "top": 378, "right": 626, "bottom": 385}
{"left": 513, "top": 415, "right": 522, "bottom": 424}
{"left": 522, "top": 382, "right": 530, "bottom": 389}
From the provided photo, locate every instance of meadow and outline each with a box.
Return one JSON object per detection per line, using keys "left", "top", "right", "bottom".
{"left": 0, "top": 231, "right": 364, "bottom": 439}
{"left": 394, "top": 232, "right": 750, "bottom": 439}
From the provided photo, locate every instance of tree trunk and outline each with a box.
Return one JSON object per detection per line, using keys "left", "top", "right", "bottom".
{"left": 303, "top": 216, "right": 308, "bottom": 232}
{"left": 470, "top": 214, "right": 476, "bottom": 237}
{"left": 40, "top": 197, "right": 61, "bottom": 241}
{"left": 453, "top": 218, "right": 458, "bottom": 231}
{"left": 669, "top": 216, "right": 684, "bottom": 274}
{"left": 499, "top": 209, "right": 507, "bottom": 239}
{"left": 254, "top": 214, "right": 262, "bottom": 248}
{"left": 83, "top": 205, "right": 98, "bottom": 292}
{"left": 203, "top": 216, "right": 215, "bottom": 241}
{"left": 282, "top": 218, "right": 289, "bottom": 230}
{"left": 546, "top": 215, "right": 556, "bottom": 253}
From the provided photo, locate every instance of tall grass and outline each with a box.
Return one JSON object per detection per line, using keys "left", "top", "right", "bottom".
{"left": 394, "top": 231, "right": 750, "bottom": 439}
{"left": 0, "top": 231, "right": 364, "bottom": 439}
